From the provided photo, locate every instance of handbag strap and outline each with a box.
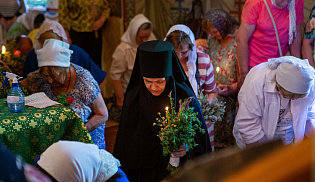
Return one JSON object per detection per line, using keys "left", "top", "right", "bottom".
{"left": 264, "top": 0, "right": 283, "bottom": 56}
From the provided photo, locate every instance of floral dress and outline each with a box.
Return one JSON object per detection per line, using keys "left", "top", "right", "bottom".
{"left": 27, "top": 63, "right": 105, "bottom": 149}
{"left": 205, "top": 36, "right": 237, "bottom": 149}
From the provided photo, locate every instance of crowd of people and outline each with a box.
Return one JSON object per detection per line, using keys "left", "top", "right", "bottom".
{"left": 0, "top": 0, "right": 315, "bottom": 181}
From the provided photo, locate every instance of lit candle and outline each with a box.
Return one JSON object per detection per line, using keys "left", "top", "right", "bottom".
{"left": 1, "top": 45, "right": 5, "bottom": 60}
{"left": 216, "top": 67, "right": 220, "bottom": 83}
{"left": 165, "top": 107, "right": 169, "bottom": 111}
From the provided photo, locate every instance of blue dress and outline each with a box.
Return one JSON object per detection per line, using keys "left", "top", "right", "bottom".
{"left": 23, "top": 44, "right": 107, "bottom": 85}
{"left": 27, "top": 63, "right": 105, "bottom": 149}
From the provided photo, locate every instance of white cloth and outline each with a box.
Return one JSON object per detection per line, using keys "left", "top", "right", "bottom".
{"left": 164, "top": 24, "right": 198, "bottom": 96}
{"left": 17, "top": 10, "right": 42, "bottom": 31}
{"left": 233, "top": 62, "right": 315, "bottom": 149}
{"left": 268, "top": 56, "right": 315, "bottom": 94}
{"left": 34, "top": 21, "right": 69, "bottom": 52}
{"left": 38, "top": 141, "right": 121, "bottom": 182}
{"left": 25, "top": 92, "right": 61, "bottom": 108}
{"left": 37, "top": 39, "right": 73, "bottom": 67}
{"left": 110, "top": 14, "right": 156, "bottom": 92}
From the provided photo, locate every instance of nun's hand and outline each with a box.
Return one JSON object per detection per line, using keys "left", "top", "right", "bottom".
{"left": 171, "top": 145, "right": 186, "bottom": 158}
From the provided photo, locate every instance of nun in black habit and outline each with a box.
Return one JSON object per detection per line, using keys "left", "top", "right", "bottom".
{"left": 113, "top": 40, "right": 211, "bottom": 182}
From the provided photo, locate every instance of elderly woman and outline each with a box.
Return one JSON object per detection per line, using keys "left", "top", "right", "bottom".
{"left": 113, "top": 40, "right": 211, "bottom": 182}
{"left": 234, "top": 56, "right": 315, "bottom": 149}
{"left": 20, "top": 39, "right": 108, "bottom": 149}
{"left": 236, "top": 0, "right": 303, "bottom": 88}
{"left": 22, "top": 21, "right": 107, "bottom": 93}
{"left": 196, "top": 8, "right": 239, "bottom": 149}
{"left": 165, "top": 24, "right": 217, "bottom": 102}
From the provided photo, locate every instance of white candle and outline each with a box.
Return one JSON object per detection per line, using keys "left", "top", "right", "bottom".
{"left": 1, "top": 45, "right": 5, "bottom": 54}
{"left": 216, "top": 67, "right": 219, "bottom": 82}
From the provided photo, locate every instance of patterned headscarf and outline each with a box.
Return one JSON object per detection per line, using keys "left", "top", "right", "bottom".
{"left": 204, "top": 8, "right": 240, "bottom": 39}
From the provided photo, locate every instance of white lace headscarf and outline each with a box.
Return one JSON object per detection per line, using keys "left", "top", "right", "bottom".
{"left": 34, "top": 21, "right": 69, "bottom": 53}
{"left": 121, "top": 14, "right": 156, "bottom": 48}
{"left": 271, "top": 0, "right": 296, "bottom": 45}
{"left": 164, "top": 24, "right": 198, "bottom": 95}
{"left": 37, "top": 141, "right": 121, "bottom": 182}
{"left": 268, "top": 56, "right": 315, "bottom": 94}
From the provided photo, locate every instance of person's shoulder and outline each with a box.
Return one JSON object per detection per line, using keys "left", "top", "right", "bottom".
{"left": 246, "top": 63, "right": 271, "bottom": 81}
{"left": 243, "top": 0, "right": 264, "bottom": 9}
{"left": 72, "top": 63, "right": 87, "bottom": 73}
{"left": 245, "top": 0, "right": 264, "bottom": 4}
{"left": 69, "top": 44, "right": 84, "bottom": 52}
{"left": 197, "top": 50, "right": 209, "bottom": 58}
{"left": 197, "top": 50, "right": 211, "bottom": 64}
{"left": 117, "top": 42, "right": 133, "bottom": 50}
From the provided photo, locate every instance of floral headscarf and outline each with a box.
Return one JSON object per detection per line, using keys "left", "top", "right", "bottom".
{"left": 204, "top": 8, "right": 240, "bottom": 39}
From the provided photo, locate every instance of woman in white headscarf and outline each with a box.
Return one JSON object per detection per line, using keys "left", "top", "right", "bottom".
{"left": 234, "top": 56, "right": 315, "bottom": 149}
{"left": 22, "top": 21, "right": 107, "bottom": 93}
{"left": 165, "top": 24, "right": 217, "bottom": 102}
{"left": 20, "top": 39, "right": 108, "bottom": 149}
{"left": 36, "top": 141, "right": 128, "bottom": 182}
{"left": 7, "top": 10, "right": 44, "bottom": 38}
{"left": 110, "top": 14, "right": 156, "bottom": 110}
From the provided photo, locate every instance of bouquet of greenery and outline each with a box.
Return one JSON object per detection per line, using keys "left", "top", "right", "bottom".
{"left": 197, "top": 91, "right": 226, "bottom": 123}
{"left": 154, "top": 92, "right": 205, "bottom": 173}
{"left": 57, "top": 92, "right": 73, "bottom": 107}
{"left": 1, "top": 38, "right": 25, "bottom": 76}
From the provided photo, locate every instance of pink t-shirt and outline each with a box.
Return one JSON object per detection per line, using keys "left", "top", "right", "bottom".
{"left": 242, "top": 0, "right": 304, "bottom": 67}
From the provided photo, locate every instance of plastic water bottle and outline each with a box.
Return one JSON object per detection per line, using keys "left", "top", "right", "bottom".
{"left": 7, "top": 81, "right": 25, "bottom": 113}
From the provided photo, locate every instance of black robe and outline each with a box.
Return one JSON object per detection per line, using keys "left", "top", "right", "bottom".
{"left": 113, "top": 40, "right": 211, "bottom": 182}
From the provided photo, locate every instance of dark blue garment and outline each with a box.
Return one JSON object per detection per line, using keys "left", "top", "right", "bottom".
{"left": 0, "top": 142, "right": 27, "bottom": 182}
{"left": 22, "top": 44, "right": 106, "bottom": 85}
{"left": 113, "top": 168, "right": 130, "bottom": 182}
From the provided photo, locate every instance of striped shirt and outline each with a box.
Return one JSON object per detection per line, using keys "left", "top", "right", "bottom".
{"left": 197, "top": 50, "right": 216, "bottom": 93}
{"left": 0, "top": 0, "right": 26, "bottom": 18}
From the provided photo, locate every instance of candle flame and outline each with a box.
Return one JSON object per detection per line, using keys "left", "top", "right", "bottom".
{"left": 165, "top": 107, "right": 169, "bottom": 111}
{"left": 1, "top": 46, "right": 5, "bottom": 54}
{"left": 216, "top": 67, "right": 219, "bottom": 73}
